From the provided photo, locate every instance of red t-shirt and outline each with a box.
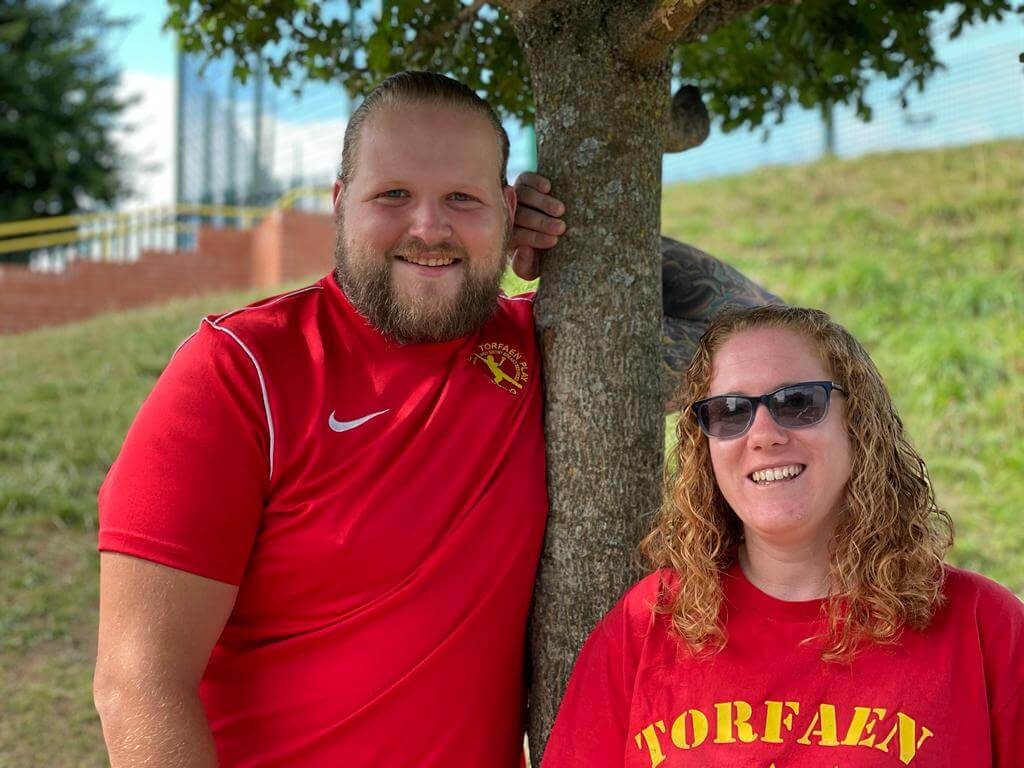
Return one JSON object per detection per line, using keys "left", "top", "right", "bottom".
{"left": 542, "top": 563, "right": 1024, "bottom": 767}
{"left": 98, "top": 275, "right": 548, "bottom": 767}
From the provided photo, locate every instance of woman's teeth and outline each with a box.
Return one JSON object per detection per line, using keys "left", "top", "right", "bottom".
{"left": 750, "top": 464, "right": 804, "bottom": 484}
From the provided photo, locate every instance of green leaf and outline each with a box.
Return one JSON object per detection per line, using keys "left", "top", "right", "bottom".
{"left": 366, "top": 29, "right": 393, "bottom": 72}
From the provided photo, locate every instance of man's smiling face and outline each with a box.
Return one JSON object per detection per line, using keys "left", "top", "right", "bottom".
{"left": 333, "top": 102, "right": 516, "bottom": 344}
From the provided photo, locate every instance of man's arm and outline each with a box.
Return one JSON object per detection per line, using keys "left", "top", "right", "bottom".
{"left": 93, "top": 552, "right": 238, "bottom": 768}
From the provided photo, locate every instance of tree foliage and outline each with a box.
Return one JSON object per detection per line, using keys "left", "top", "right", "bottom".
{"left": 0, "top": 0, "right": 135, "bottom": 222}
{"left": 677, "top": 0, "right": 1020, "bottom": 132}
{"left": 166, "top": 0, "right": 1017, "bottom": 131}
{"left": 166, "top": 0, "right": 531, "bottom": 117}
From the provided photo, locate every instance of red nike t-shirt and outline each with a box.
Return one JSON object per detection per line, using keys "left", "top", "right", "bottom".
{"left": 542, "top": 563, "right": 1024, "bottom": 767}
{"left": 98, "top": 275, "right": 548, "bottom": 766}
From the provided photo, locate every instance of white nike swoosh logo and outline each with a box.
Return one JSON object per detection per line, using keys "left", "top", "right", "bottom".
{"left": 328, "top": 409, "right": 390, "bottom": 433}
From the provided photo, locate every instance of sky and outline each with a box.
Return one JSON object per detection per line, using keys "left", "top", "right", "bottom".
{"left": 105, "top": 1, "right": 176, "bottom": 77}
{"left": 102, "top": 2, "right": 1023, "bottom": 208}
{"left": 105, "top": 1, "right": 176, "bottom": 207}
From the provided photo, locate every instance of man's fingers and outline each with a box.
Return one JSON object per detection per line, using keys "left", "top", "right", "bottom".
{"left": 511, "top": 226, "right": 559, "bottom": 251}
{"left": 513, "top": 172, "right": 551, "bottom": 194}
{"left": 514, "top": 206, "right": 566, "bottom": 236}
{"left": 510, "top": 170, "right": 565, "bottom": 254}
{"left": 511, "top": 247, "right": 540, "bottom": 282}
{"left": 515, "top": 187, "right": 565, "bottom": 218}
{"left": 512, "top": 172, "right": 565, "bottom": 218}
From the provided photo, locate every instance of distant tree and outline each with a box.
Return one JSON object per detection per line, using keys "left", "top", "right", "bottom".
{"left": 0, "top": 0, "right": 134, "bottom": 222}
{"left": 165, "top": 0, "right": 1018, "bottom": 757}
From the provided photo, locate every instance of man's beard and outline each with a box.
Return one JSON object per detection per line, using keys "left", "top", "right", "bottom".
{"left": 333, "top": 224, "right": 510, "bottom": 345}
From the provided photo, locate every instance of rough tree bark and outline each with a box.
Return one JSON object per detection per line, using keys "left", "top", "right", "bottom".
{"left": 504, "top": 0, "right": 694, "bottom": 758}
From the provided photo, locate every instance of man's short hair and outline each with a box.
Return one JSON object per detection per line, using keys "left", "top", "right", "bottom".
{"left": 339, "top": 70, "right": 511, "bottom": 187}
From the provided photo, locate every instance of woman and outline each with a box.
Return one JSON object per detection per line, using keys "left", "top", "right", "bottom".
{"left": 541, "top": 305, "right": 1022, "bottom": 767}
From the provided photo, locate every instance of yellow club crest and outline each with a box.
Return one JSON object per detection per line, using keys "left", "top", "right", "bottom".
{"left": 471, "top": 341, "right": 529, "bottom": 395}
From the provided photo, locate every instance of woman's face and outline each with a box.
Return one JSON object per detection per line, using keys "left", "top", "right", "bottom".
{"left": 706, "top": 327, "right": 853, "bottom": 550}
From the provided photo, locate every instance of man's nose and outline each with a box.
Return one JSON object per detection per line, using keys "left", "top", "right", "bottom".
{"left": 746, "top": 403, "right": 789, "bottom": 449}
{"left": 407, "top": 201, "right": 453, "bottom": 245}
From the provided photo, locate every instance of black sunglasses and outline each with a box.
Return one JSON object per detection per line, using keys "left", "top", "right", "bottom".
{"left": 691, "top": 380, "right": 846, "bottom": 440}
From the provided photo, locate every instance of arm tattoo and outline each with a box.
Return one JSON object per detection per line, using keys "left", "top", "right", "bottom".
{"left": 661, "top": 236, "right": 784, "bottom": 409}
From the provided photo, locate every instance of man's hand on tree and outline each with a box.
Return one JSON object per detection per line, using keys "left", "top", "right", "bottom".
{"left": 510, "top": 172, "right": 566, "bottom": 281}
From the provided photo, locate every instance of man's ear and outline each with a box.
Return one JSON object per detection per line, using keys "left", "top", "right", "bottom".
{"left": 503, "top": 184, "right": 517, "bottom": 223}
{"left": 332, "top": 180, "right": 344, "bottom": 213}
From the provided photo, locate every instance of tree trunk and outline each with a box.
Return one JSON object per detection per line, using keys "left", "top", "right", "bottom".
{"left": 510, "top": 3, "right": 670, "bottom": 759}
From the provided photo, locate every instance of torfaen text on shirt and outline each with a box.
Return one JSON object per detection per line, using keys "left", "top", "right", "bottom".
{"left": 634, "top": 699, "right": 934, "bottom": 767}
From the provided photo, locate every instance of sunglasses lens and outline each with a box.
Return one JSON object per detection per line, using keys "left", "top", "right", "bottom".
{"left": 771, "top": 384, "right": 828, "bottom": 428}
{"left": 699, "top": 397, "right": 753, "bottom": 438}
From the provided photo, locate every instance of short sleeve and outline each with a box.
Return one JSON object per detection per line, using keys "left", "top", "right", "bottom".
{"left": 977, "top": 576, "right": 1024, "bottom": 766}
{"left": 98, "top": 321, "right": 270, "bottom": 585}
{"left": 541, "top": 599, "right": 637, "bottom": 768}
{"left": 992, "top": 684, "right": 1024, "bottom": 766}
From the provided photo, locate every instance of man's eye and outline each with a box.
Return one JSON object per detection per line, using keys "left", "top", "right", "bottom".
{"left": 449, "top": 192, "right": 476, "bottom": 202}
{"left": 378, "top": 190, "right": 408, "bottom": 199}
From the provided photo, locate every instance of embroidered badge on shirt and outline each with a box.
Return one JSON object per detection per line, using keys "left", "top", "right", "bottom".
{"left": 471, "top": 342, "right": 529, "bottom": 395}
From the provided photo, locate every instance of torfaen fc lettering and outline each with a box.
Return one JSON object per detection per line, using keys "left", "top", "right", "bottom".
{"left": 633, "top": 699, "right": 934, "bottom": 767}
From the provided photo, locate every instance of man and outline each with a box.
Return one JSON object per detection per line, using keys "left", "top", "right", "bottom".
{"left": 95, "top": 71, "right": 547, "bottom": 767}
{"left": 94, "top": 71, "right": 778, "bottom": 767}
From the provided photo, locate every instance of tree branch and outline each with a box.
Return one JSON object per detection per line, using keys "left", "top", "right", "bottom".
{"left": 407, "top": 0, "right": 488, "bottom": 52}
{"left": 613, "top": 0, "right": 799, "bottom": 66}
{"left": 664, "top": 84, "right": 709, "bottom": 152}
{"left": 678, "top": 0, "right": 794, "bottom": 43}
{"left": 492, "top": 0, "right": 548, "bottom": 15}
{"left": 612, "top": 0, "right": 713, "bottom": 67}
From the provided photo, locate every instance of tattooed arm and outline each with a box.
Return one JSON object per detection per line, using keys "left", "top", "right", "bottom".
{"left": 659, "top": 236, "right": 783, "bottom": 406}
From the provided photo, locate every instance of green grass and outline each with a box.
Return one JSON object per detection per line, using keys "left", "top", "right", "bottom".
{"left": 1, "top": 140, "right": 1021, "bottom": 765}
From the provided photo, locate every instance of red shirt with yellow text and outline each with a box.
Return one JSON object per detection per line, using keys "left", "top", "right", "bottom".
{"left": 542, "top": 563, "right": 1023, "bottom": 768}
{"left": 99, "top": 275, "right": 547, "bottom": 766}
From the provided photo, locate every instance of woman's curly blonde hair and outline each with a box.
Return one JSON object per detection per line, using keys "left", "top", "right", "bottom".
{"left": 641, "top": 305, "right": 954, "bottom": 661}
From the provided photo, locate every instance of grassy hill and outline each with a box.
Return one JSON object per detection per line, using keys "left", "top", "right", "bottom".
{"left": 1, "top": 139, "right": 1021, "bottom": 765}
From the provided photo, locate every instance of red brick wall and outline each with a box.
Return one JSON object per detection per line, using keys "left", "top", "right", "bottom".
{"left": 278, "top": 210, "right": 336, "bottom": 284}
{"left": 251, "top": 210, "right": 285, "bottom": 288}
{"left": 0, "top": 211, "right": 336, "bottom": 335}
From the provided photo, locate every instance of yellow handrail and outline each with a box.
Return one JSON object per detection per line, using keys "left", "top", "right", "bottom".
{"left": 0, "top": 219, "right": 206, "bottom": 256}
{"left": 0, "top": 188, "right": 333, "bottom": 260}
{"left": 277, "top": 186, "right": 333, "bottom": 209}
{"left": 0, "top": 188, "right": 332, "bottom": 237}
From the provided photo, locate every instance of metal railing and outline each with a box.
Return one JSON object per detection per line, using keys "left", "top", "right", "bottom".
{"left": 0, "top": 187, "right": 333, "bottom": 272}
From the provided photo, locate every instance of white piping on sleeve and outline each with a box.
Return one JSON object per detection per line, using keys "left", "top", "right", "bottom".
{"left": 203, "top": 318, "right": 276, "bottom": 482}
{"left": 171, "top": 328, "right": 201, "bottom": 359}
{"left": 214, "top": 284, "right": 323, "bottom": 324}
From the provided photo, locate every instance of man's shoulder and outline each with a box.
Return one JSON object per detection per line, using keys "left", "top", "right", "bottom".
{"left": 496, "top": 290, "right": 536, "bottom": 314}
{"left": 168, "top": 277, "right": 335, "bottom": 382}
{"left": 204, "top": 278, "right": 330, "bottom": 341}
{"left": 492, "top": 289, "right": 536, "bottom": 332}
{"left": 497, "top": 289, "right": 536, "bottom": 303}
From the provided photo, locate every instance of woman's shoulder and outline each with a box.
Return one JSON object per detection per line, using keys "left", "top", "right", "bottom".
{"left": 938, "top": 565, "right": 1024, "bottom": 727}
{"left": 581, "top": 570, "right": 681, "bottom": 663}
{"left": 936, "top": 565, "right": 1024, "bottom": 668}
{"left": 591, "top": 569, "right": 676, "bottom": 638}
{"left": 941, "top": 564, "right": 1024, "bottom": 620}
{"left": 616, "top": 568, "right": 678, "bottom": 615}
